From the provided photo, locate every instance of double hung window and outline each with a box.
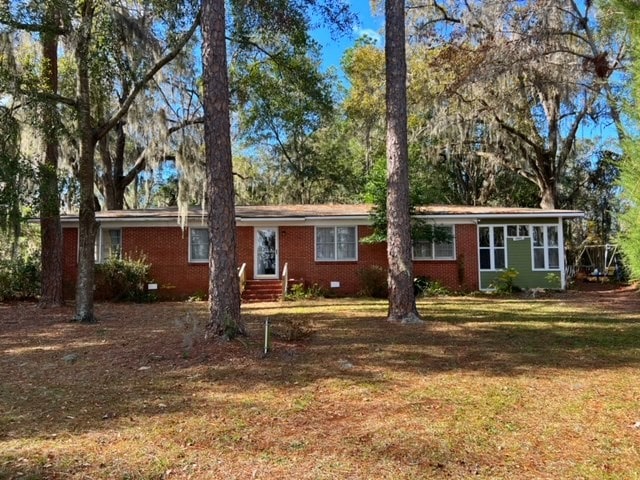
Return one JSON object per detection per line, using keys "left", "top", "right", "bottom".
{"left": 412, "top": 226, "right": 455, "bottom": 260}
{"left": 315, "top": 226, "right": 357, "bottom": 261}
{"left": 189, "top": 228, "right": 209, "bottom": 263}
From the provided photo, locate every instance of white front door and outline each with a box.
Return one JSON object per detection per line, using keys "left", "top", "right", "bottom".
{"left": 255, "top": 228, "right": 279, "bottom": 278}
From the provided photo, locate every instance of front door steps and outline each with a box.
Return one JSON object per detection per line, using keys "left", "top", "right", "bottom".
{"left": 242, "top": 279, "right": 282, "bottom": 302}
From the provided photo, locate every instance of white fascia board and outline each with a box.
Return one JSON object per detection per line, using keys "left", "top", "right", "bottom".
{"left": 237, "top": 215, "right": 373, "bottom": 226}
{"left": 304, "top": 216, "right": 372, "bottom": 226}
{"left": 60, "top": 211, "right": 584, "bottom": 228}
{"left": 415, "top": 212, "right": 584, "bottom": 221}
{"left": 413, "top": 216, "right": 476, "bottom": 225}
{"left": 236, "top": 217, "right": 302, "bottom": 223}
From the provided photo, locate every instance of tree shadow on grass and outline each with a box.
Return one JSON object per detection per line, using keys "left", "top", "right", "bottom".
{"left": 1, "top": 297, "right": 640, "bottom": 447}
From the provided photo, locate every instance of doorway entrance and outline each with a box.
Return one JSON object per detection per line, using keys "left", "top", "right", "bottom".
{"left": 254, "top": 228, "right": 278, "bottom": 278}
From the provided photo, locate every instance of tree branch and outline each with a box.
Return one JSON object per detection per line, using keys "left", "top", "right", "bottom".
{"left": 167, "top": 116, "right": 204, "bottom": 135}
{"left": 121, "top": 149, "right": 147, "bottom": 187}
{"left": 0, "top": 17, "right": 66, "bottom": 35}
{"left": 94, "top": 9, "right": 201, "bottom": 142}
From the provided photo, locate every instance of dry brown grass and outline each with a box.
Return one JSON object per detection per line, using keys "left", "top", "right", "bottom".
{"left": 1, "top": 288, "right": 640, "bottom": 479}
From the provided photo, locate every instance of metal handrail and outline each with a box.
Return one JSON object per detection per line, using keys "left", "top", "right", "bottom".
{"left": 281, "top": 262, "right": 289, "bottom": 299}
{"left": 238, "top": 263, "right": 247, "bottom": 294}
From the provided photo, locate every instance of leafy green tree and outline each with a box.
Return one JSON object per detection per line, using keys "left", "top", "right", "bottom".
{"left": 233, "top": 44, "right": 335, "bottom": 203}
{"left": 342, "top": 37, "right": 386, "bottom": 177}
{"left": 609, "top": 0, "right": 640, "bottom": 279}
{"left": 0, "top": 107, "right": 33, "bottom": 259}
{"left": 405, "top": 0, "right": 627, "bottom": 209}
{"left": 0, "top": 1, "right": 65, "bottom": 306}
{"left": 2, "top": 0, "right": 200, "bottom": 322}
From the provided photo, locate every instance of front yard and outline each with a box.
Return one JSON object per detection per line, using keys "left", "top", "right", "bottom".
{"left": 1, "top": 288, "right": 640, "bottom": 479}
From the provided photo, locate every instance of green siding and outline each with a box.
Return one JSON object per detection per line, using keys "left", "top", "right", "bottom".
{"left": 480, "top": 237, "right": 562, "bottom": 290}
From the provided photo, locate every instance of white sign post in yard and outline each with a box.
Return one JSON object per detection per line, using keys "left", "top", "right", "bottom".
{"left": 264, "top": 318, "right": 271, "bottom": 355}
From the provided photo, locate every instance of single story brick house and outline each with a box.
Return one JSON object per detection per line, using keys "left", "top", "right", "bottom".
{"left": 60, "top": 204, "right": 583, "bottom": 299}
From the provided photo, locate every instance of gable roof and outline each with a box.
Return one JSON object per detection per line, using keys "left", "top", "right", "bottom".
{"left": 59, "top": 204, "right": 583, "bottom": 224}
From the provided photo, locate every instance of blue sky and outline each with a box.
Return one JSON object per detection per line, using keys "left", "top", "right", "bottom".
{"left": 312, "top": 2, "right": 383, "bottom": 75}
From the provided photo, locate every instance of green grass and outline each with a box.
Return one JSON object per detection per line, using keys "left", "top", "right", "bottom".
{"left": 1, "top": 293, "right": 640, "bottom": 479}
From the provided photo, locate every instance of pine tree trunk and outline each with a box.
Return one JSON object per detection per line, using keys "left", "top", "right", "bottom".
{"left": 74, "top": 0, "right": 98, "bottom": 323}
{"left": 201, "top": 0, "right": 244, "bottom": 338}
{"left": 385, "top": 0, "right": 421, "bottom": 323}
{"left": 39, "top": 5, "right": 64, "bottom": 308}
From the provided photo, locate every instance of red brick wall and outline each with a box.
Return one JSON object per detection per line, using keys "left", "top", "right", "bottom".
{"left": 237, "top": 226, "right": 254, "bottom": 277}
{"left": 124, "top": 227, "right": 209, "bottom": 299}
{"left": 279, "top": 223, "right": 479, "bottom": 294}
{"left": 62, "top": 222, "right": 480, "bottom": 299}
{"left": 278, "top": 225, "right": 386, "bottom": 295}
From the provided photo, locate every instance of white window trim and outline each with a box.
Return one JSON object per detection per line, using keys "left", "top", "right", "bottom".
{"left": 412, "top": 225, "right": 456, "bottom": 261}
{"left": 531, "top": 224, "right": 561, "bottom": 271}
{"left": 478, "top": 225, "right": 507, "bottom": 271}
{"left": 94, "top": 227, "right": 122, "bottom": 264}
{"left": 314, "top": 225, "right": 358, "bottom": 262}
{"left": 189, "top": 227, "right": 209, "bottom": 264}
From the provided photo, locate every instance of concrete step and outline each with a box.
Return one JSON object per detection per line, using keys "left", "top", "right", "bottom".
{"left": 242, "top": 280, "right": 283, "bottom": 302}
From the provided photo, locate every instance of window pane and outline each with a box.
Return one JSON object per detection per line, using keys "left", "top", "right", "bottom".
{"left": 507, "top": 225, "right": 517, "bottom": 237}
{"left": 494, "top": 227, "right": 504, "bottom": 247}
{"left": 190, "top": 229, "right": 209, "bottom": 261}
{"left": 316, "top": 227, "right": 335, "bottom": 260}
{"left": 480, "top": 249, "right": 491, "bottom": 269}
{"left": 495, "top": 248, "right": 506, "bottom": 269}
{"left": 434, "top": 241, "right": 454, "bottom": 258}
{"left": 337, "top": 242, "right": 356, "bottom": 260}
{"left": 548, "top": 248, "right": 559, "bottom": 269}
{"left": 316, "top": 244, "right": 335, "bottom": 260}
{"left": 519, "top": 225, "right": 529, "bottom": 237}
{"left": 533, "top": 248, "right": 545, "bottom": 269}
{"left": 548, "top": 226, "right": 558, "bottom": 247}
{"left": 413, "top": 240, "right": 433, "bottom": 259}
{"left": 479, "top": 227, "right": 490, "bottom": 247}
{"left": 336, "top": 227, "right": 356, "bottom": 260}
{"left": 316, "top": 227, "right": 334, "bottom": 245}
{"left": 336, "top": 227, "right": 355, "bottom": 244}
{"left": 533, "top": 226, "right": 544, "bottom": 247}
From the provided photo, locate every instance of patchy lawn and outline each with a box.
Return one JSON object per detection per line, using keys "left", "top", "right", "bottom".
{"left": 1, "top": 287, "right": 640, "bottom": 479}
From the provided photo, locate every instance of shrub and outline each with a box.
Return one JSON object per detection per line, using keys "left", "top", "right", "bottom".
{"left": 357, "top": 265, "right": 388, "bottom": 298}
{"left": 95, "top": 254, "right": 154, "bottom": 302}
{"left": 286, "top": 282, "right": 325, "bottom": 300}
{"left": 490, "top": 268, "right": 520, "bottom": 294}
{"left": 0, "top": 255, "right": 40, "bottom": 301}
{"left": 414, "top": 276, "right": 450, "bottom": 297}
{"left": 424, "top": 280, "right": 450, "bottom": 296}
